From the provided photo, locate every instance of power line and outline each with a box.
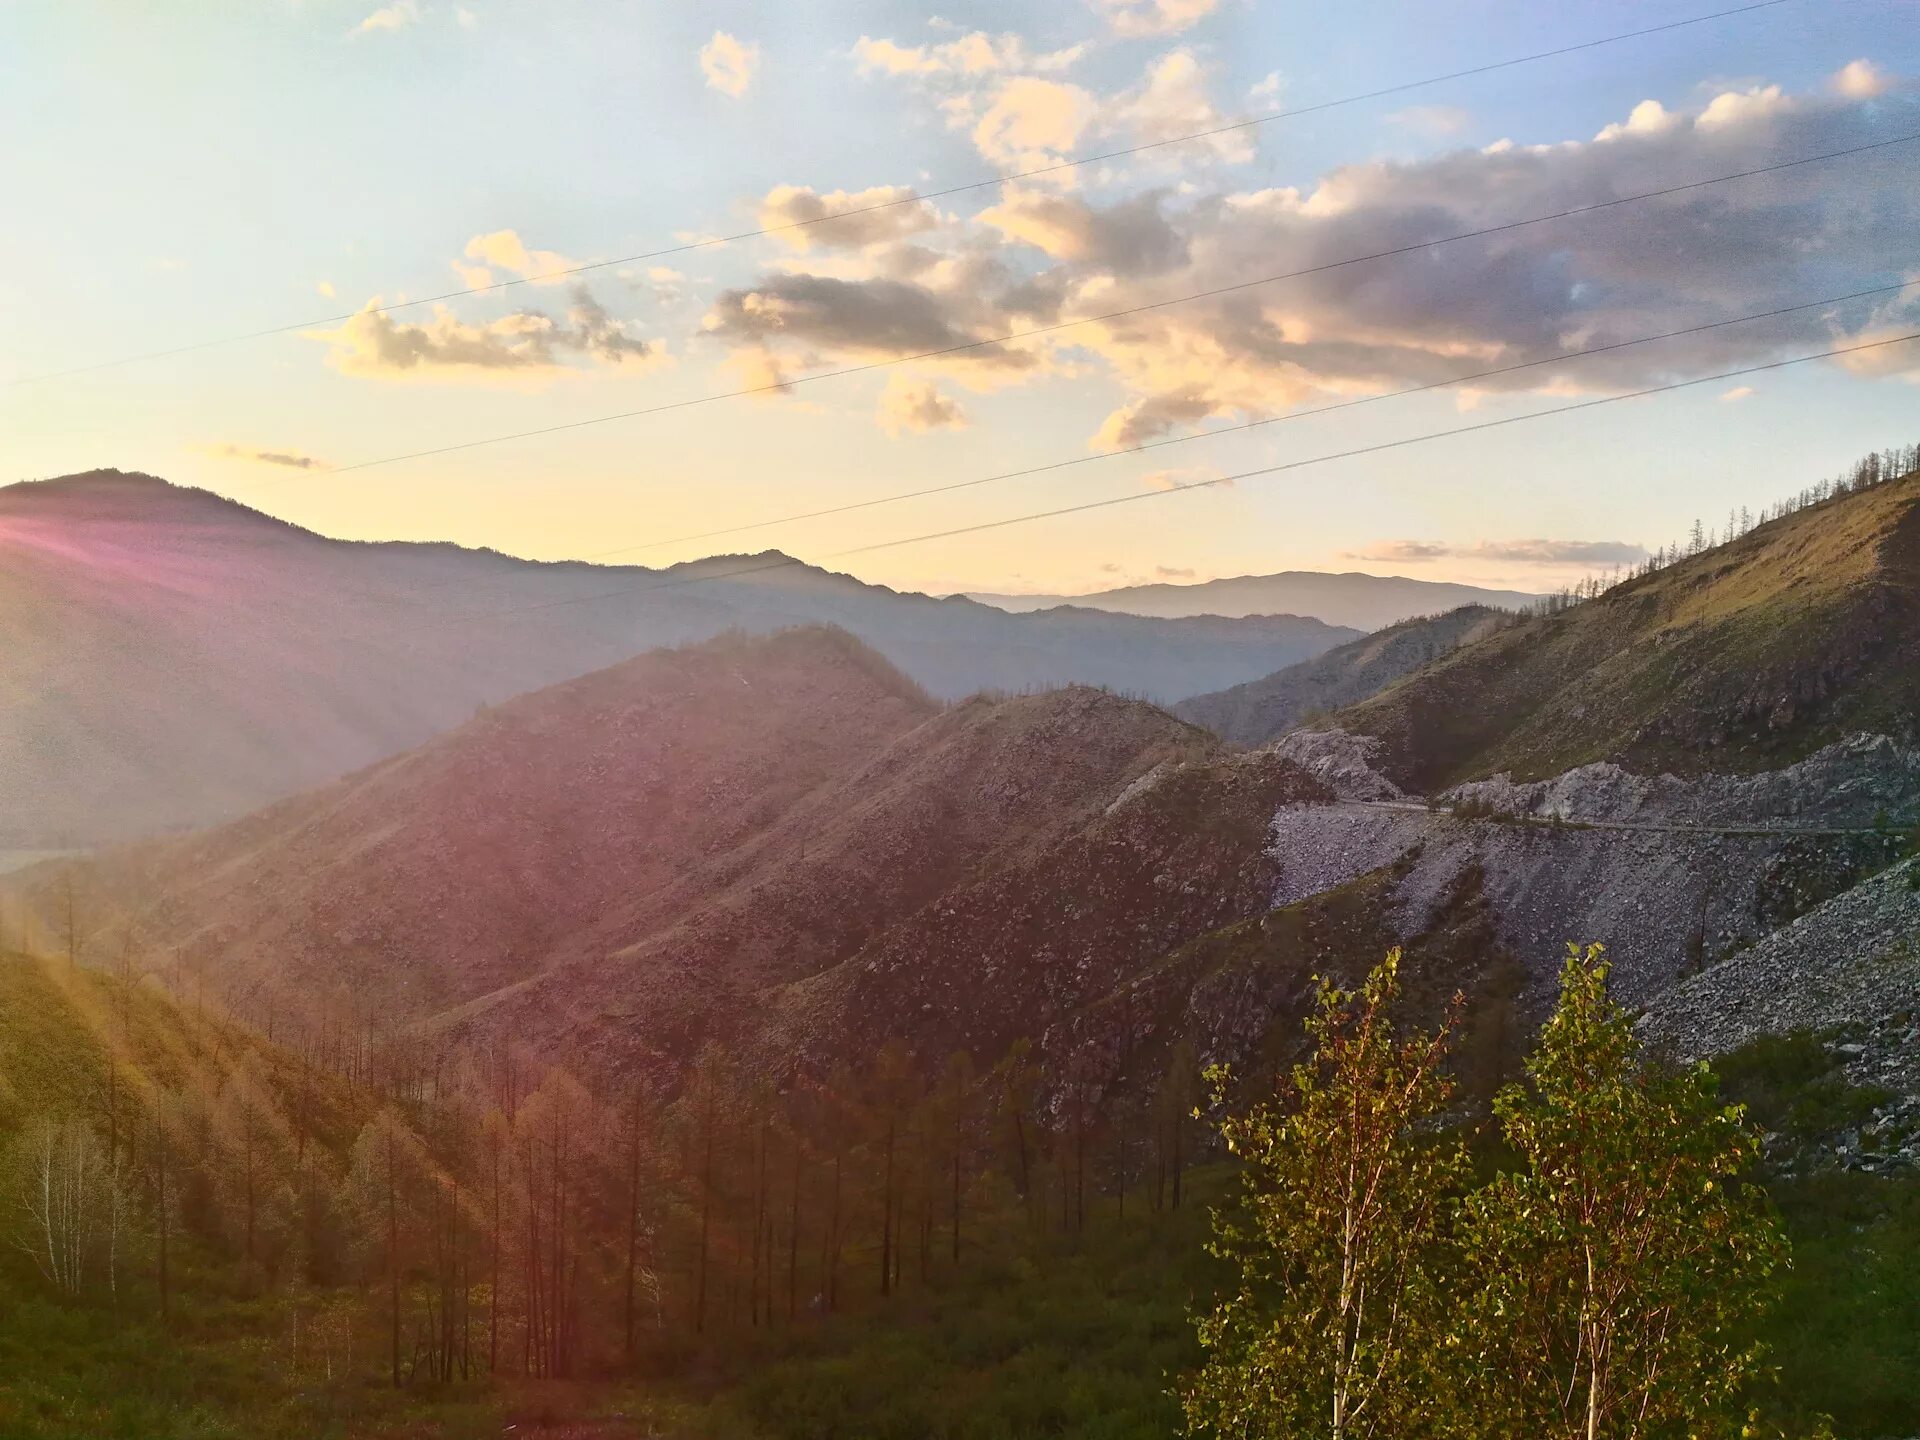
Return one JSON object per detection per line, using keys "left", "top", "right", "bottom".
{"left": 322, "top": 130, "right": 1918, "bottom": 477}
{"left": 7, "top": 0, "right": 1796, "bottom": 388}
{"left": 568, "top": 280, "right": 1920, "bottom": 563}
{"left": 393, "top": 277, "right": 1917, "bottom": 598}
{"left": 427, "top": 329, "right": 1918, "bottom": 629}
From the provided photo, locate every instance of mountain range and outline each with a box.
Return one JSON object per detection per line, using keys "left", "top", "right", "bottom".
{"left": 967, "top": 570, "right": 1542, "bottom": 629}
{"left": 0, "top": 470, "right": 1353, "bottom": 844}
{"left": 6, "top": 460, "right": 1917, "bottom": 1118}
{"left": 1174, "top": 604, "right": 1511, "bottom": 747}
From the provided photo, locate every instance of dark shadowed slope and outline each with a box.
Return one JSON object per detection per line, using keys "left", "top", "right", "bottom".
{"left": 1174, "top": 605, "right": 1511, "bottom": 747}
{"left": 5, "top": 628, "right": 938, "bottom": 1020}
{"left": 1323, "top": 468, "right": 1920, "bottom": 790}
{"left": 7, "top": 627, "right": 1357, "bottom": 1090}
{"left": 969, "top": 570, "right": 1540, "bottom": 629}
{"left": 0, "top": 470, "right": 1354, "bottom": 843}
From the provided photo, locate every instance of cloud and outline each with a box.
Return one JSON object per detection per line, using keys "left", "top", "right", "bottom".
{"left": 701, "top": 269, "right": 1040, "bottom": 381}
{"left": 453, "top": 229, "right": 580, "bottom": 289}
{"left": 199, "top": 444, "right": 330, "bottom": 471}
{"left": 978, "top": 186, "right": 1187, "bottom": 275}
{"left": 1093, "top": 0, "right": 1219, "bottom": 38}
{"left": 877, "top": 376, "right": 969, "bottom": 435}
{"left": 1350, "top": 539, "right": 1649, "bottom": 565}
{"left": 1097, "top": 390, "right": 1219, "bottom": 450}
{"left": 1388, "top": 104, "right": 1471, "bottom": 135}
{"left": 312, "top": 285, "right": 666, "bottom": 382}
{"left": 1248, "top": 72, "right": 1282, "bottom": 107}
{"left": 1154, "top": 564, "right": 1197, "bottom": 578}
{"left": 700, "top": 75, "right": 1920, "bottom": 444}
{"left": 1831, "top": 59, "right": 1890, "bottom": 99}
{"left": 1109, "top": 48, "right": 1254, "bottom": 165}
{"left": 1140, "top": 464, "right": 1225, "bottom": 491}
{"left": 1593, "top": 98, "right": 1680, "bottom": 143}
{"left": 758, "top": 184, "right": 941, "bottom": 252}
{"left": 701, "top": 31, "right": 757, "bottom": 98}
{"left": 852, "top": 31, "right": 1084, "bottom": 78}
{"left": 971, "top": 76, "right": 1098, "bottom": 169}
{"left": 622, "top": 265, "right": 686, "bottom": 303}
{"left": 316, "top": 280, "right": 336, "bottom": 299}
{"left": 1720, "top": 385, "right": 1755, "bottom": 402}
{"left": 1060, "top": 79, "right": 1920, "bottom": 446}
{"left": 355, "top": 0, "right": 419, "bottom": 33}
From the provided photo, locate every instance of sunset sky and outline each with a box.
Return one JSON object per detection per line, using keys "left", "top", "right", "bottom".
{"left": 3, "top": 0, "right": 1917, "bottom": 597}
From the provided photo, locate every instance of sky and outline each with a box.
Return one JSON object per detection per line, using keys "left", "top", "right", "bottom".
{"left": 2, "top": 0, "right": 1917, "bottom": 598}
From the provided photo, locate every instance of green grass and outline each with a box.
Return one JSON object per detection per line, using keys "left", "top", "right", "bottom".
{"left": 1766, "top": 1170, "right": 1920, "bottom": 1438}
{"left": 677, "top": 1176, "right": 1226, "bottom": 1440}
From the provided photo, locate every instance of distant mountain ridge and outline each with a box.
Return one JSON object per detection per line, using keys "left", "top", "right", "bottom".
{"left": 1175, "top": 605, "right": 1511, "bottom": 747}
{"left": 0, "top": 470, "right": 1355, "bottom": 843}
{"left": 967, "top": 570, "right": 1542, "bottom": 630}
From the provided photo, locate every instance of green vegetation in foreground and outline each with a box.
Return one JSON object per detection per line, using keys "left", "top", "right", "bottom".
{"left": 2, "top": 949, "right": 1916, "bottom": 1439}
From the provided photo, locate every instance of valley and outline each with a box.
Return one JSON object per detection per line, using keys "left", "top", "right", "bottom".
{"left": 3, "top": 461, "right": 1917, "bottom": 1438}
{"left": 10, "top": 7, "right": 1920, "bottom": 1432}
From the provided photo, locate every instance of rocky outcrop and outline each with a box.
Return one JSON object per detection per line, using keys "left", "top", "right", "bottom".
{"left": 1637, "top": 858, "right": 1920, "bottom": 1093}
{"left": 1263, "top": 731, "right": 1917, "bottom": 1014}
{"left": 1269, "top": 729, "right": 1407, "bottom": 801}
{"left": 1449, "top": 732, "right": 1920, "bottom": 828}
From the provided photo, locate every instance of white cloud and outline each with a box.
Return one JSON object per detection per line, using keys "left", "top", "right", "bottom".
{"left": 852, "top": 31, "right": 1084, "bottom": 78}
{"left": 1719, "top": 385, "right": 1754, "bottom": 402}
{"left": 1697, "top": 84, "right": 1786, "bottom": 131}
{"left": 311, "top": 287, "right": 667, "bottom": 383}
{"left": 699, "top": 75, "right": 1920, "bottom": 444}
{"left": 1093, "top": 0, "right": 1219, "bottom": 38}
{"left": 971, "top": 76, "right": 1098, "bottom": 170}
{"left": 355, "top": 0, "right": 419, "bottom": 34}
{"left": 701, "top": 31, "right": 758, "bottom": 98}
{"left": 452, "top": 230, "right": 581, "bottom": 290}
{"left": 1594, "top": 98, "right": 1679, "bottom": 143}
{"left": 316, "top": 280, "right": 337, "bottom": 299}
{"left": 1832, "top": 59, "right": 1891, "bottom": 99}
{"left": 877, "top": 376, "right": 969, "bottom": 435}
{"left": 1109, "top": 48, "right": 1254, "bottom": 165}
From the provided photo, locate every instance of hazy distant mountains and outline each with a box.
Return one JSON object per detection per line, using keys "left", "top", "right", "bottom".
{"left": 968, "top": 571, "right": 1542, "bottom": 631}
{"left": 1176, "top": 605, "right": 1511, "bottom": 747}
{"left": 0, "top": 470, "right": 1355, "bottom": 843}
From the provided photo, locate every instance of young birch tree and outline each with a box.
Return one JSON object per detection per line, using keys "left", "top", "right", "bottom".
{"left": 1462, "top": 944, "right": 1783, "bottom": 1440}
{"left": 1184, "top": 950, "right": 1465, "bottom": 1440}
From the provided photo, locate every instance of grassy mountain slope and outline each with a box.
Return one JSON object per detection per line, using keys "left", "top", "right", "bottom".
{"left": 0, "top": 471, "right": 1354, "bottom": 844}
{"left": 1174, "top": 605, "right": 1510, "bottom": 747}
{"left": 1328, "top": 469, "right": 1920, "bottom": 789}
